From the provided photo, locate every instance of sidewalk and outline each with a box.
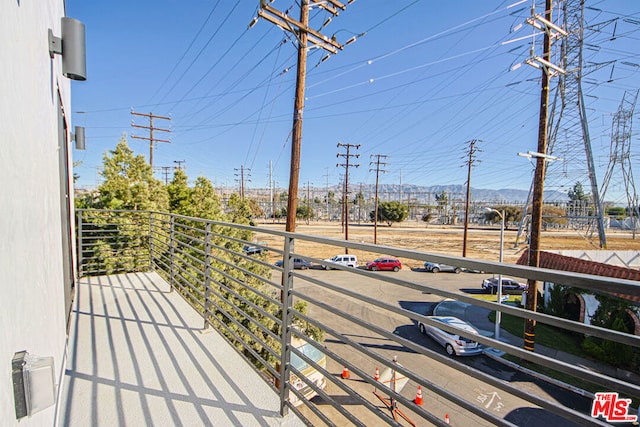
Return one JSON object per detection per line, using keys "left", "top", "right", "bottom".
{"left": 433, "top": 299, "right": 640, "bottom": 388}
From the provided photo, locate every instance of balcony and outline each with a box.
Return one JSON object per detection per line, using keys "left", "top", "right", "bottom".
{"left": 61, "top": 209, "right": 640, "bottom": 426}
{"left": 59, "top": 271, "right": 300, "bottom": 426}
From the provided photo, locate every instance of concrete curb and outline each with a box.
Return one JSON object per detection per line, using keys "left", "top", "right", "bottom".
{"left": 483, "top": 348, "right": 596, "bottom": 399}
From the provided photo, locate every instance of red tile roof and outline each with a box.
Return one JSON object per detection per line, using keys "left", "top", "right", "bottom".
{"left": 516, "top": 249, "right": 640, "bottom": 303}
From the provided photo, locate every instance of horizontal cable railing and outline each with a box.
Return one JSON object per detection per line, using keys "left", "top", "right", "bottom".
{"left": 76, "top": 209, "right": 640, "bottom": 426}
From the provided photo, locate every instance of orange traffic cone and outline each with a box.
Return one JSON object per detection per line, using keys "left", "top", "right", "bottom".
{"left": 374, "top": 367, "right": 380, "bottom": 381}
{"left": 414, "top": 386, "right": 423, "bottom": 405}
{"left": 341, "top": 366, "right": 350, "bottom": 379}
{"left": 445, "top": 413, "right": 450, "bottom": 424}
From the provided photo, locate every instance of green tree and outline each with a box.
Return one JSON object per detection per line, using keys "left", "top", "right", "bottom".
{"left": 227, "top": 193, "right": 256, "bottom": 225}
{"left": 185, "top": 176, "right": 225, "bottom": 220}
{"left": 568, "top": 182, "right": 589, "bottom": 202}
{"left": 484, "top": 206, "right": 523, "bottom": 229}
{"left": 545, "top": 284, "right": 571, "bottom": 318}
{"left": 582, "top": 295, "right": 637, "bottom": 371}
{"left": 82, "top": 137, "right": 168, "bottom": 274}
{"left": 246, "top": 198, "right": 264, "bottom": 219}
{"left": 97, "top": 136, "right": 169, "bottom": 211}
{"left": 435, "top": 191, "right": 448, "bottom": 207}
{"left": 167, "top": 168, "right": 190, "bottom": 213}
{"left": 435, "top": 191, "right": 449, "bottom": 223}
{"left": 296, "top": 204, "right": 314, "bottom": 220}
{"left": 370, "top": 201, "right": 408, "bottom": 226}
{"left": 606, "top": 206, "right": 626, "bottom": 219}
{"left": 325, "top": 191, "right": 335, "bottom": 204}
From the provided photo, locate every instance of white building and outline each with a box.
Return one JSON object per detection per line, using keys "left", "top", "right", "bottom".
{"left": 1, "top": 1, "right": 85, "bottom": 425}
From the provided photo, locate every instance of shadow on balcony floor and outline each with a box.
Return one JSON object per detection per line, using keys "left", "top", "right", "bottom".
{"left": 59, "top": 271, "right": 303, "bottom": 427}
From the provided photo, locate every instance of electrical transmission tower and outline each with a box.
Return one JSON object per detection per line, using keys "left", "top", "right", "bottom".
{"left": 517, "top": 0, "right": 608, "bottom": 248}
{"left": 600, "top": 90, "right": 639, "bottom": 238}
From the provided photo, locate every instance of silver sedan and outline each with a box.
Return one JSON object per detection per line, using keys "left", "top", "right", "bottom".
{"left": 418, "top": 316, "right": 483, "bottom": 356}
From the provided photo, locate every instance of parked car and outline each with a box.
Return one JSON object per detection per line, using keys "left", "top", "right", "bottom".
{"left": 481, "top": 277, "right": 526, "bottom": 294}
{"left": 417, "top": 316, "right": 483, "bottom": 356}
{"left": 243, "top": 245, "right": 265, "bottom": 256}
{"left": 366, "top": 257, "right": 402, "bottom": 272}
{"left": 274, "top": 258, "right": 312, "bottom": 270}
{"left": 322, "top": 254, "right": 358, "bottom": 270}
{"left": 424, "top": 262, "right": 461, "bottom": 274}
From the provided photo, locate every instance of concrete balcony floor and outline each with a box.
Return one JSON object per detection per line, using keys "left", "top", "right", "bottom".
{"left": 59, "top": 271, "right": 303, "bottom": 427}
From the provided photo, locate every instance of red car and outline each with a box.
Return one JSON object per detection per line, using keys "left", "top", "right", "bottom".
{"left": 366, "top": 257, "right": 402, "bottom": 272}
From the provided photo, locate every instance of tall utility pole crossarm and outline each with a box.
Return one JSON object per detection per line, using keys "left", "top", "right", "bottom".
{"left": 131, "top": 111, "right": 171, "bottom": 169}
{"left": 337, "top": 143, "right": 360, "bottom": 252}
{"left": 370, "top": 154, "right": 388, "bottom": 245}
{"left": 173, "top": 160, "right": 185, "bottom": 170}
{"left": 256, "top": 0, "right": 349, "bottom": 233}
{"left": 462, "top": 139, "right": 482, "bottom": 257}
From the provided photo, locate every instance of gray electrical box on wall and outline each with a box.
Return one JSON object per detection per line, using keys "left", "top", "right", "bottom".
{"left": 12, "top": 351, "right": 56, "bottom": 419}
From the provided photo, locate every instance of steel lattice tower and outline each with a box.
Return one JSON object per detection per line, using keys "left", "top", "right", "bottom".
{"left": 517, "top": 0, "right": 608, "bottom": 247}
{"left": 600, "top": 90, "right": 639, "bottom": 237}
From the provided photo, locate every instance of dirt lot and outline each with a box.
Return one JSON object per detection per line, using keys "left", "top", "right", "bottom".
{"left": 254, "top": 220, "right": 639, "bottom": 265}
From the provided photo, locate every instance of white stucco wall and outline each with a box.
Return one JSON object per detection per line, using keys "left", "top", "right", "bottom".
{"left": 553, "top": 250, "right": 640, "bottom": 269}
{"left": 0, "top": 1, "right": 74, "bottom": 425}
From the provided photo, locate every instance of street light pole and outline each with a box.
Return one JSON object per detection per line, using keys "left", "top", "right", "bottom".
{"left": 486, "top": 208, "right": 505, "bottom": 340}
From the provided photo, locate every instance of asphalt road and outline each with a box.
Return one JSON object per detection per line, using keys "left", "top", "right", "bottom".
{"left": 283, "top": 266, "right": 594, "bottom": 426}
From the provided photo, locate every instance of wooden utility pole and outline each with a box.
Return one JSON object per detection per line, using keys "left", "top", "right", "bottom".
{"left": 269, "top": 160, "right": 275, "bottom": 223}
{"left": 173, "top": 159, "right": 185, "bottom": 170}
{"left": 158, "top": 166, "right": 175, "bottom": 185}
{"left": 257, "top": 0, "right": 345, "bottom": 232}
{"left": 306, "top": 181, "right": 312, "bottom": 225}
{"left": 370, "top": 154, "right": 388, "bottom": 244}
{"left": 462, "top": 139, "right": 482, "bottom": 257}
{"left": 323, "top": 168, "right": 330, "bottom": 221}
{"left": 525, "top": 0, "right": 561, "bottom": 352}
{"left": 131, "top": 111, "right": 171, "bottom": 169}
{"left": 337, "top": 143, "right": 360, "bottom": 252}
{"left": 234, "top": 166, "right": 250, "bottom": 199}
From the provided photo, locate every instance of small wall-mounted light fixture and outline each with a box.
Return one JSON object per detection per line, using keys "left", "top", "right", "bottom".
{"left": 72, "top": 126, "right": 86, "bottom": 150}
{"left": 12, "top": 351, "right": 56, "bottom": 420}
{"left": 49, "top": 17, "right": 87, "bottom": 81}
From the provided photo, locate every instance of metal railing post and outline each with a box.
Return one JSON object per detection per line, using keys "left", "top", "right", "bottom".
{"left": 169, "top": 215, "right": 175, "bottom": 292}
{"left": 77, "top": 210, "right": 83, "bottom": 278}
{"left": 203, "top": 223, "right": 212, "bottom": 329}
{"left": 149, "top": 211, "right": 154, "bottom": 271}
{"left": 279, "top": 235, "right": 295, "bottom": 416}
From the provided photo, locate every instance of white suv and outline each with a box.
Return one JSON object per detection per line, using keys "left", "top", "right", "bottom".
{"left": 322, "top": 254, "right": 358, "bottom": 270}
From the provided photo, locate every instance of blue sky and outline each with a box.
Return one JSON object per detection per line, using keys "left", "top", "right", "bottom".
{"left": 68, "top": 1, "right": 639, "bottom": 204}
